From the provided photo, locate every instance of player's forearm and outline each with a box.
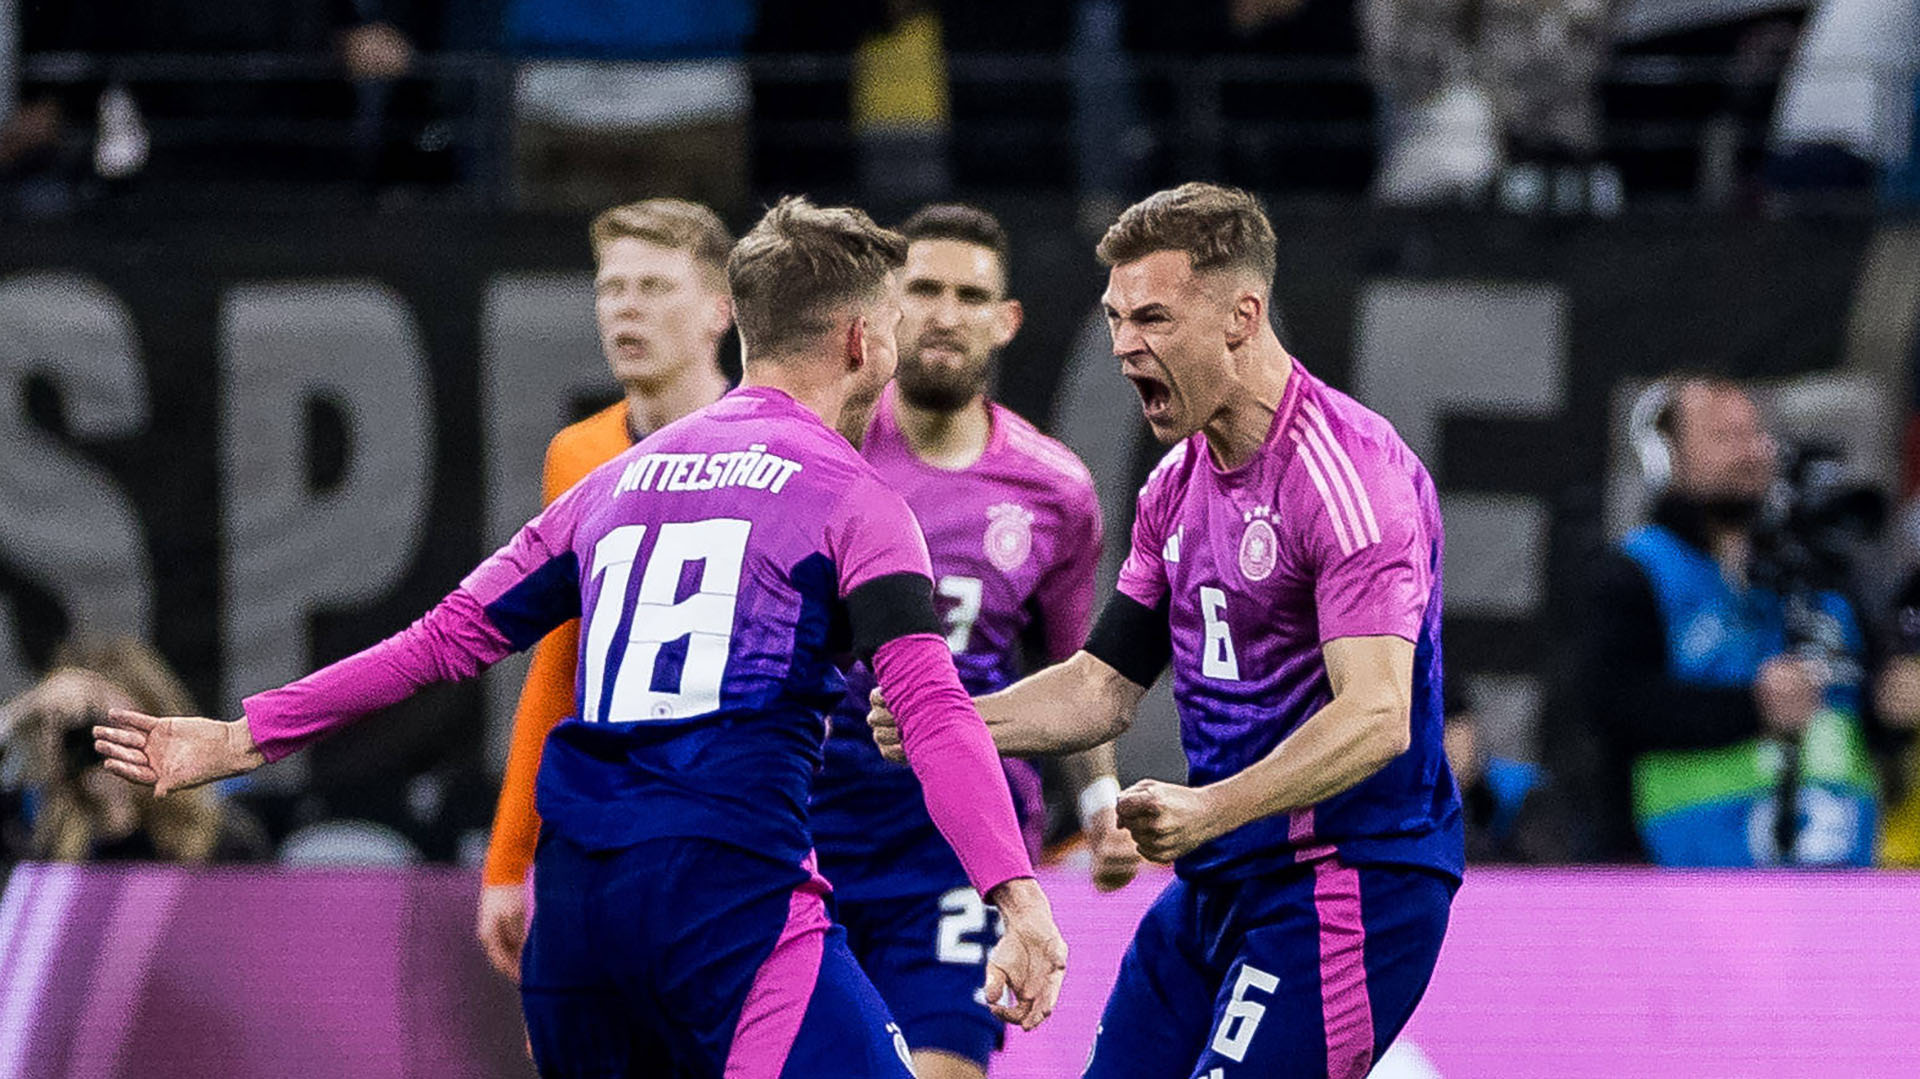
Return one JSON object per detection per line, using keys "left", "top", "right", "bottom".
{"left": 977, "top": 651, "right": 1140, "bottom": 758}
{"left": 244, "top": 588, "right": 515, "bottom": 761}
{"left": 1198, "top": 694, "right": 1410, "bottom": 838}
{"left": 874, "top": 633, "right": 1035, "bottom": 895}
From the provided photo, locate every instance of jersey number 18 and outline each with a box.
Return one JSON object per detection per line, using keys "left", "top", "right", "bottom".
{"left": 581, "top": 519, "right": 751, "bottom": 723}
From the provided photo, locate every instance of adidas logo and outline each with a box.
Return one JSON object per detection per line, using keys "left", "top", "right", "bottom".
{"left": 1163, "top": 525, "right": 1184, "bottom": 564}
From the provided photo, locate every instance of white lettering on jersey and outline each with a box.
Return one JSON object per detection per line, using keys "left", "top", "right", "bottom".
{"left": 614, "top": 443, "right": 804, "bottom": 498}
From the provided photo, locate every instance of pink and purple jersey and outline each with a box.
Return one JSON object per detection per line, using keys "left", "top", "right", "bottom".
{"left": 812, "top": 388, "right": 1103, "bottom": 900}
{"left": 1116, "top": 361, "right": 1462, "bottom": 883}
{"left": 244, "top": 386, "right": 1032, "bottom": 896}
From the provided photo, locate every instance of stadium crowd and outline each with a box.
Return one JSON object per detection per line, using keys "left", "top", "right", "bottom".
{"left": 1, "top": 0, "right": 1915, "bottom": 217}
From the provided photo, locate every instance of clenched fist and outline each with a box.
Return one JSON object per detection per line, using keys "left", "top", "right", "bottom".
{"left": 1115, "top": 779, "right": 1223, "bottom": 864}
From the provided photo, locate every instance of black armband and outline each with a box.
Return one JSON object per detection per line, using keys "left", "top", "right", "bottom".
{"left": 847, "top": 572, "right": 943, "bottom": 662}
{"left": 1084, "top": 591, "right": 1172, "bottom": 689}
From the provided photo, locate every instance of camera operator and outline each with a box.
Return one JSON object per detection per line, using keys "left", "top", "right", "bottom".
{"left": 0, "top": 637, "right": 267, "bottom": 866}
{"left": 1565, "top": 375, "right": 1896, "bottom": 866}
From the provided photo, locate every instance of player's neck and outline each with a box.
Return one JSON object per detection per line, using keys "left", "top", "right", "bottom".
{"left": 892, "top": 393, "right": 991, "bottom": 471}
{"left": 739, "top": 364, "right": 851, "bottom": 439}
{"left": 1202, "top": 336, "right": 1293, "bottom": 471}
{"left": 624, "top": 361, "right": 729, "bottom": 440}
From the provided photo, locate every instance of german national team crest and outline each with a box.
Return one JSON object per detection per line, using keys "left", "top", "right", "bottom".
{"left": 984, "top": 502, "right": 1035, "bottom": 573}
{"left": 1239, "top": 506, "right": 1278, "bottom": 581}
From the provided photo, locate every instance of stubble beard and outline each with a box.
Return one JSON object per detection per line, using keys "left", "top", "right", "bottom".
{"left": 896, "top": 346, "right": 989, "bottom": 414}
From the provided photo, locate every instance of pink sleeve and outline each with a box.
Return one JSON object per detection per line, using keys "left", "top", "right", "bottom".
{"left": 1035, "top": 488, "right": 1102, "bottom": 663}
{"left": 243, "top": 495, "right": 585, "bottom": 762}
{"left": 826, "top": 472, "right": 933, "bottom": 596}
{"left": 872, "top": 632, "right": 1034, "bottom": 897}
{"left": 1114, "top": 477, "right": 1172, "bottom": 610}
{"left": 1304, "top": 451, "right": 1432, "bottom": 644}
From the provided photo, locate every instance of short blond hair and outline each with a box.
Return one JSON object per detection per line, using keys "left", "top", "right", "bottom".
{"left": 727, "top": 196, "right": 908, "bottom": 360}
{"left": 589, "top": 198, "right": 733, "bottom": 288}
{"left": 1096, "top": 182, "right": 1276, "bottom": 289}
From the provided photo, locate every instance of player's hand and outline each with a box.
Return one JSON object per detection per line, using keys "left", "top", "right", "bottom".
{"left": 868, "top": 688, "right": 906, "bottom": 763}
{"left": 1086, "top": 806, "right": 1144, "bottom": 892}
{"left": 981, "top": 877, "right": 1067, "bottom": 1032}
{"left": 1755, "top": 656, "right": 1824, "bottom": 736}
{"left": 477, "top": 882, "right": 530, "bottom": 981}
{"left": 1115, "top": 779, "right": 1221, "bottom": 864}
{"left": 92, "top": 709, "right": 265, "bottom": 796}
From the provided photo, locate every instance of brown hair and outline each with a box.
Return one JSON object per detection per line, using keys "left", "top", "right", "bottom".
{"left": 898, "top": 203, "right": 1010, "bottom": 272}
{"left": 727, "top": 196, "right": 908, "bottom": 360}
{"left": 1095, "top": 182, "right": 1276, "bottom": 289}
{"left": 24, "top": 637, "right": 228, "bottom": 864}
{"left": 589, "top": 198, "right": 734, "bottom": 288}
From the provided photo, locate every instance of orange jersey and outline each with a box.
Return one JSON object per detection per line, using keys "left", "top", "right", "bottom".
{"left": 482, "top": 401, "right": 634, "bottom": 885}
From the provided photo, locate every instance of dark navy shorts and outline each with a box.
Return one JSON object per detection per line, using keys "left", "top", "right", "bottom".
{"left": 1083, "top": 858, "right": 1454, "bottom": 1079}
{"left": 837, "top": 884, "right": 1005, "bottom": 1069}
{"left": 520, "top": 834, "right": 918, "bottom": 1079}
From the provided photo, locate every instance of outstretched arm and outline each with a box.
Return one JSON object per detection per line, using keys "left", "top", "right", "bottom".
{"left": 872, "top": 590, "right": 1163, "bottom": 759}
{"left": 869, "top": 650, "right": 1143, "bottom": 760}
{"left": 95, "top": 497, "right": 586, "bottom": 792}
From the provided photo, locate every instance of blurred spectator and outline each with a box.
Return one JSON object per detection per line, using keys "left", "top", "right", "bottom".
{"left": 2, "top": 0, "right": 468, "bottom": 214}
{"left": 0, "top": 638, "right": 268, "bottom": 866}
{"left": 1871, "top": 572, "right": 1920, "bottom": 864}
{"left": 1608, "top": 5, "right": 1804, "bottom": 208}
{"left": 1560, "top": 376, "right": 1907, "bottom": 866}
{"left": 850, "top": 0, "right": 951, "bottom": 203}
{"left": 1766, "top": 0, "right": 1920, "bottom": 205}
{"left": 1120, "top": 0, "right": 1376, "bottom": 197}
{"left": 1363, "top": 0, "right": 1620, "bottom": 213}
{"left": 507, "top": 0, "right": 756, "bottom": 213}
{"left": 1446, "top": 680, "right": 1563, "bottom": 863}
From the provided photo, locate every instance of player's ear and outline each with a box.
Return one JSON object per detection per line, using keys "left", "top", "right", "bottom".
{"left": 845, "top": 314, "right": 869, "bottom": 373}
{"left": 992, "top": 298, "right": 1024, "bottom": 350}
{"left": 709, "top": 290, "right": 734, "bottom": 338}
{"left": 1225, "top": 290, "right": 1262, "bottom": 348}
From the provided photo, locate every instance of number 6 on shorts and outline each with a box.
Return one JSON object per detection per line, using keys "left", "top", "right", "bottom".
{"left": 1209, "top": 964, "right": 1279, "bottom": 1063}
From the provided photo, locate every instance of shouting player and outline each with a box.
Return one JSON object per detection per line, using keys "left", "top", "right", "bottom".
{"left": 874, "top": 183, "right": 1461, "bottom": 1078}
{"left": 809, "top": 204, "right": 1140, "bottom": 1079}
{"left": 478, "top": 198, "right": 735, "bottom": 979}
{"left": 97, "top": 197, "right": 1068, "bottom": 1078}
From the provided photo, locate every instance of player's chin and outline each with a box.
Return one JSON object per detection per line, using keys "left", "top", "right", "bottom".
{"left": 1142, "top": 412, "right": 1192, "bottom": 445}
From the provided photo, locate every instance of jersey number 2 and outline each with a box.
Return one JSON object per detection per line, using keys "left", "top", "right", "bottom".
{"left": 581, "top": 519, "right": 751, "bottom": 723}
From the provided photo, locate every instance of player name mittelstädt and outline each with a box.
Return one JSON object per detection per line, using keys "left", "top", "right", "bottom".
{"left": 614, "top": 444, "right": 805, "bottom": 497}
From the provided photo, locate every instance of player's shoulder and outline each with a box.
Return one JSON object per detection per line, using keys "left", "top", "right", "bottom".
{"left": 1292, "top": 375, "right": 1418, "bottom": 472}
{"left": 992, "top": 403, "right": 1097, "bottom": 491}
{"left": 539, "top": 401, "right": 633, "bottom": 496}
{"left": 1139, "top": 436, "right": 1201, "bottom": 501}
{"left": 547, "top": 399, "right": 631, "bottom": 466}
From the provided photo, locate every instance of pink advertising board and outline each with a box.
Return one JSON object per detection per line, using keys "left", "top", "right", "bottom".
{"left": 2, "top": 863, "right": 1917, "bottom": 1077}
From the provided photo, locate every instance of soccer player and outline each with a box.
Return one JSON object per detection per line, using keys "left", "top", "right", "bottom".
{"left": 95, "top": 197, "right": 1068, "bottom": 1079}
{"left": 809, "top": 204, "right": 1140, "bottom": 1079}
{"left": 477, "top": 198, "right": 735, "bottom": 979}
{"left": 873, "top": 183, "right": 1462, "bottom": 1078}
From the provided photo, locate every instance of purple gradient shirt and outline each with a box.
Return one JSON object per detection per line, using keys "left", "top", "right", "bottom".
{"left": 1116, "top": 361, "right": 1462, "bottom": 882}
{"left": 812, "top": 388, "right": 1103, "bottom": 900}
{"left": 246, "top": 386, "right": 1032, "bottom": 891}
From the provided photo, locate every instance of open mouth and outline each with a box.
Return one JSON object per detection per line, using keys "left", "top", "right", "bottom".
{"left": 612, "top": 333, "right": 647, "bottom": 358}
{"left": 1126, "top": 373, "right": 1173, "bottom": 419}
